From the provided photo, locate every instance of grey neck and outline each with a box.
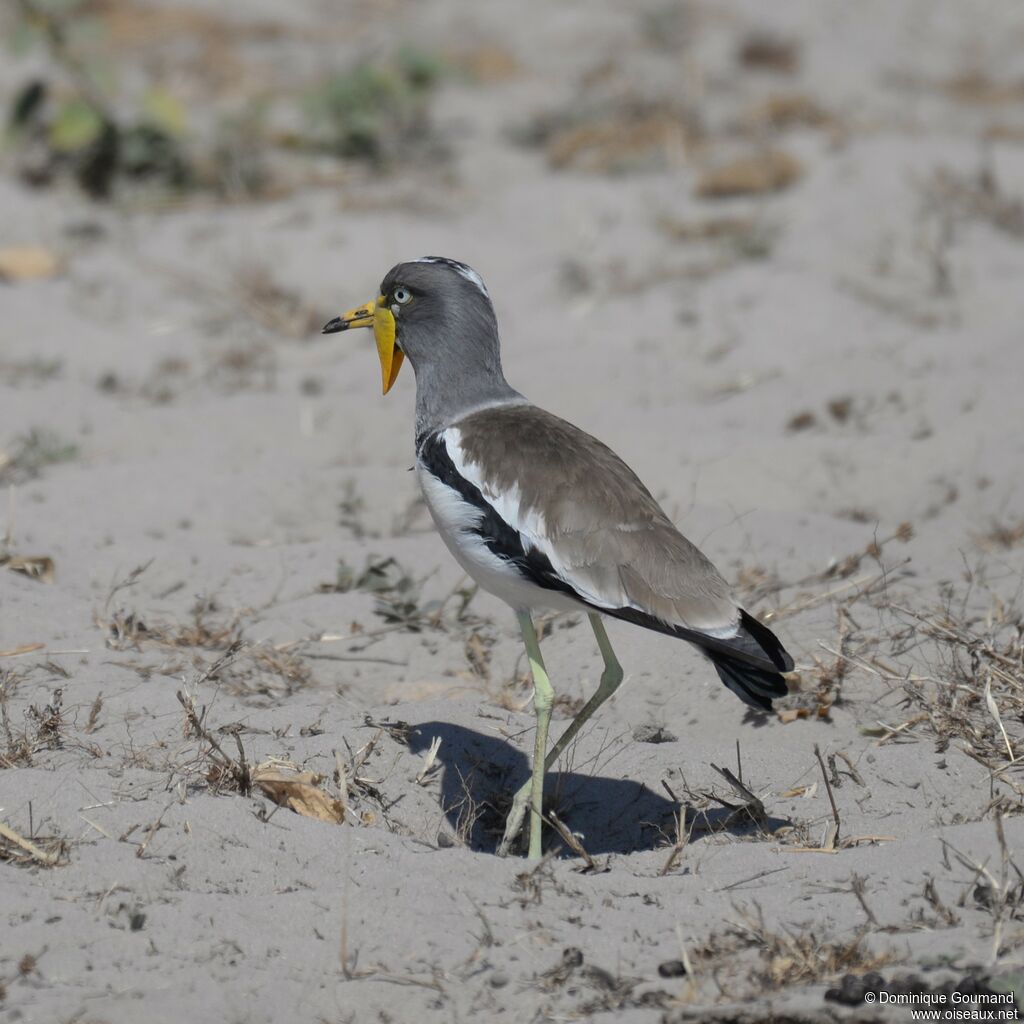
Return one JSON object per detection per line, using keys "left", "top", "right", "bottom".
{"left": 412, "top": 359, "right": 524, "bottom": 443}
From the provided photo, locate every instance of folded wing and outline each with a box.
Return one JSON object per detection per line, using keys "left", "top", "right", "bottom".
{"left": 443, "top": 405, "right": 793, "bottom": 709}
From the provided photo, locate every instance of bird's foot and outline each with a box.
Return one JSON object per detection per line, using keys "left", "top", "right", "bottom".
{"left": 496, "top": 780, "right": 532, "bottom": 857}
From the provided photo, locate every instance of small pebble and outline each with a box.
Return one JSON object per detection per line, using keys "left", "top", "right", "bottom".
{"left": 489, "top": 972, "right": 509, "bottom": 989}
{"left": 657, "top": 960, "right": 687, "bottom": 978}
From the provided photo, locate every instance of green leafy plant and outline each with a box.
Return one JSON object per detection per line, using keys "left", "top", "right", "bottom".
{"left": 5, "top": 0, "right": 191, "bottom": 197}
{"left": 304, "top": 48, "right": 445, "bottom": 164}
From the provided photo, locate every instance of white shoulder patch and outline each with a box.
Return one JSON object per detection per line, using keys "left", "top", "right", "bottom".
{"left": 444, "top": 426, "right": 544, "bottom": 546}
{"left": 442, "top": 427, "right": 624, "bottom": 611}
{"left": 413, "top": 257, "right": 490, "bottom": 299}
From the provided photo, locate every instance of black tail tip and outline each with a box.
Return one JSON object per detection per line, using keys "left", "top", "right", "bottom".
{"left": 739, "top": 609, "right": 794, "bottom": 673}
{"left": 710, "top": 653, "right": 789, "bottom": 712}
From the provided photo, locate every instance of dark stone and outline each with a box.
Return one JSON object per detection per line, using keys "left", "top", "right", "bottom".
{"left": 632, "top": 725, "right": 678, "bottom": 745}
{"left": 657, "top": 959, "right": 687, "bottom": 978}
{"left": 831, "top": 973, "right": 866, "bottom": 1006}
{"left": 562, "top": 948, "right": 583, "bottom": 969}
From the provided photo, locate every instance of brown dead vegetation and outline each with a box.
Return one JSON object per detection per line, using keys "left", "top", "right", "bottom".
{"left": 98, "top": 579, "right": 313, "bottom": 700}
{"left": 520, "top": 100, "right": 693, "bottom": 174}
{"left": 740, "top": 94, "right": 835, "bottom": 132}
{"left": 695, "top": 150, "right": 802, "bottom": 199}
{"left": 736, "top": 33, "right": 801, "bottom": 75}
{"left": 723, "top": 903, "right": 894, "bottom": 990}
{"left": 895, "top": 594, "right": 1024, "bottom": 803}
{"left": 919, "top": 165, "right": 1024, "bottom": 240}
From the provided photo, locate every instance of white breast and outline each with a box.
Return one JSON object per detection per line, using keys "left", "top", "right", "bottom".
{"left": 415, "top": 459, "right": 584, "bottom": 614}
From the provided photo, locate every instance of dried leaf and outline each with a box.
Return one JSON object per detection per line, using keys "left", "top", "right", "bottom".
{"left": 0, "top": 246, "right": 61, "bottom": 282}
{"left": 780, "top": 783, "right": 816, "bottom": 799}
{"left": 253, "top": 768, "right": 345, "bottom": 823}
{"left": 5, "top": 555, "right": 55, "bottom": 584}
{"left": 777, "top": 707, "right": 808, "bottom": 724}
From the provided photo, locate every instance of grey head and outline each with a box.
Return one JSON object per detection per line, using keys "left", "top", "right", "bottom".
{"left": 380, "top": 258, "right": 524, "bottom": 437}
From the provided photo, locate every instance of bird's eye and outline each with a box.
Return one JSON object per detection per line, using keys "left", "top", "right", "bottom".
{"left": 393, "top": 287, "right": 411, "bottom": 305}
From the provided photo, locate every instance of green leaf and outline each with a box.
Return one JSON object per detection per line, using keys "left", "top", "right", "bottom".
{"left": 49, "top": 99, "right": 104, "bottom": 152}
{"left": 143, "top": 87, "right": 187, "bottom": 138}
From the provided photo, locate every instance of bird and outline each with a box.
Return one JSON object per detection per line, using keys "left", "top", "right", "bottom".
{"left": 323, "top": 257, "right": 793, "bottom": 858}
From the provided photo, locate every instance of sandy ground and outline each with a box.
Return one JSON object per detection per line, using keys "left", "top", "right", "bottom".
{"left": 2, "top": 1, "right": 1024, "bottom": 1021}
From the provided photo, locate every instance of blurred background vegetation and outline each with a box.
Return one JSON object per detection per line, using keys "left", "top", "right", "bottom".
{"left": 1, "top": 0, "right": 452, "bottom": 202}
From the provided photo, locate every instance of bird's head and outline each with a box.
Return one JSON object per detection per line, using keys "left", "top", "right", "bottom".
{"left": 322, "top": 257, "right": 498, "bottom": 394}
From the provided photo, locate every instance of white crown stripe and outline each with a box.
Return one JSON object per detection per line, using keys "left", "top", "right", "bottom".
{"left": 412, "top": 257, "right": 490, "bottom": 299}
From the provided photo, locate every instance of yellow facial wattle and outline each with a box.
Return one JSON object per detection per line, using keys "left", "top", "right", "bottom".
{"left": 372, "top": 302, "right": 404, "bottom": 395}
{"left": 322, "top": 294, "right": 404, "bottom": 395}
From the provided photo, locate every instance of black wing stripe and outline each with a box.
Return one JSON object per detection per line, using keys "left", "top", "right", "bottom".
{"left": 418, "top": 432, "right": 579, "bottom": 600}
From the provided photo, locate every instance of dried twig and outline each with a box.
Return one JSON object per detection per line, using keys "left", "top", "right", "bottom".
{"left": 0, "top": 820, "right": 60, "bottom": 866}
{"left": 660, "top": 811, "right": 692, "bottom": 877}
{"left": 814, "top": 744, "right": 841, "bottom": 850}
{"left": 548, "top": 810, "right": 604, "bottom": 873}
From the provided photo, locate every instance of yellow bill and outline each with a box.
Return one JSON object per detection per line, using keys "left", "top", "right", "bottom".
{"left": 322, "top": 294, "right": 405, "bottom": 395}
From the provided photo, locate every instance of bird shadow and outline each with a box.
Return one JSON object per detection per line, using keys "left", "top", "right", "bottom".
{"left": 407, "top": 720, "right": 787, "bottom": 857}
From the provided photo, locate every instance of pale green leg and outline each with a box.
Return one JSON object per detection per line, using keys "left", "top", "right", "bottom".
{"left": 497, "top": 613, "right": 625, "bottom": 857}
{"left": 517, "top": 610, "right": 554, "bottom": 859}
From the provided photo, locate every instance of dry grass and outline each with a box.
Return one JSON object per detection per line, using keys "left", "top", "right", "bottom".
{"left": 0, "top": 675, "right": 83, "bottom": 768}
{"left": 537, "top": 945, "right": 668, "bottom": 1014}
{"left": 0, "top": 672, "right": 33, "bottom": 770}
{"left": 741, "top": 94, "right": 835, "bottom": 132}
{"left": 171, "top": 680, "right": 398, "bottom": 828}
{"left": 95, "top": 567, "right": 314, "bottom": 699}
{"left": 657, "top": 214, "right": 779, "bottom": 265}
{"left": 737, "top": 516, "right": 1024, "bottom": 820}
{"left": 695, "top": 150, "right": 802, "bottom": 199}
{"left": 973, "top": 518, "right": 1024, "bottom": 552}
{"left": 704, "top": 903, "right": 894, "bottom": 991}
{"left": 942, "top": 70, "right": 1024, "bottom": 107}
{"left": 547, "top": 108, "right": 689, "bottom": 173}
{"left": 0, "top": 819, "right": 68, "bottom": 868}
{"left": 230, "top": 262, "right": 322, "bottom": 340}
{"left": 516, "top": 99, "right": 694, "bottom": 175}
{"left": 919, "top": 164, "right": 1024, "bottom": 239}
{"left": 941, "top": 816, "right": 1024, "bottom": 960}
{"left": 0, "top": 429, "right": 79, "bottom": 487}
{"left": 894, "top": 594, "right": 1024, "bottom": 798}
{"left": 735, "top": 525, "right": 916, "bottom": 722}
